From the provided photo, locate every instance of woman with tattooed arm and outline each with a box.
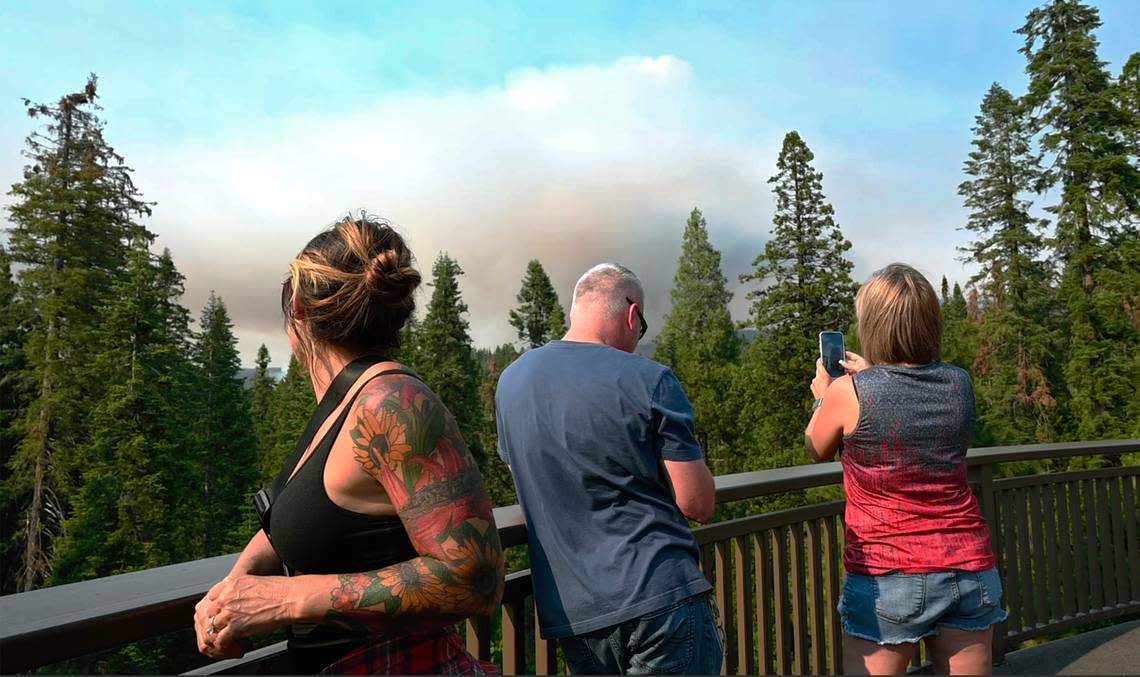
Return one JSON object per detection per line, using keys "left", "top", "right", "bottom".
{"left": 194, "top": 216, "right": 505, "bottom": 674}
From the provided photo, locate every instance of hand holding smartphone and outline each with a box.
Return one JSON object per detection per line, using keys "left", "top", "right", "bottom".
{"left": 819, "top": 331, "right": 846, "bottom": 378}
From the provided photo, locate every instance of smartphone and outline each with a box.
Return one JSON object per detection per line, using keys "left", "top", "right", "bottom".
{"left": 819, "top": 331, "right": 846, "bottom": 378}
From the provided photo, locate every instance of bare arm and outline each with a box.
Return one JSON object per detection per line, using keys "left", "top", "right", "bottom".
{"left": 201, "top": 377, "right": 505, "bottom": 652}
{"left": 664, "top": 459, "right": 715, "bottom": 523}
{"left": 228, "top": 530, "right": 282, "bottom": 577}
{"left": 804, "top": 360, "right": 858, "bottom": 462}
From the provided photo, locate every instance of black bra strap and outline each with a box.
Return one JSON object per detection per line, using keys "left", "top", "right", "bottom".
{"left": 254, "top": 358, "right": 422, "bottom": 546}
{"left": 267, "top": 356, "right": 386, "bottom": 501}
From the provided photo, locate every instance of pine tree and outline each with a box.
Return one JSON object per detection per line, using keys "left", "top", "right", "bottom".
{"left": 151, "top": 250, "right": 203, "bottom": 563}
{"left": 1019, "top": 0, "right": 1140, "bottom": 441}
{"left": 192, "top": 293, "right": 259, "bottom": 555}
{"left": 477, "top": 344, "right": 521, "bottom": 507}
{"left": 1118, "top": 53, "right": 1140, "bottom": 160}
{"left": 263, "top": 355, "right": 314, "bottom": 482}
{"left": 1118, "top": 54, "right": 1140, "bottom": 438}
{"left": 397, "top": 314, "right": 422, "bottom": 370}
{"left": 508, "top": 260, "right": 566, "bottom": 349}
{"left": 958, "top": 83, "right": 1060, "bottom": 444}
{"left": 51, "top": 242, "right": 196, "bottom": 582}
{"left": 249, "top": 344, "right": 277, "bottom": 484}
{"left": 5, "top": 75, "right": 152, "bottom": 590}
{"left": 738, "top": 132, "right": 857, "bottom": 474}
{"left": 1019, "top": 1, "right": 1140, "bottom": 231}
{"left": 654, "top": 207, "right": 741, "bottom": 471}
{"left": 0, "top": 246, "right": 33, "bottom": 594}
{"left": 941, "top": 282, "right": 981, "bottom": 373}
{"left": 549, "top": 302, "right": 567, "bottom": 344}
{"left": 418, "top": 254, "right": 486, "bottom": 466}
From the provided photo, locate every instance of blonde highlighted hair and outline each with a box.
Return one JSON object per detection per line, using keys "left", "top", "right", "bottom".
{"left": 283, "top": 214, "right": 420, "bottom": 363}
{"left": 855, "top": 263, "right": 942, "bottom": 366}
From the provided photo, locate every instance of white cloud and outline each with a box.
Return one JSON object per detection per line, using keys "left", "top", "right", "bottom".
{"left": 117, "top": 55, "right": 782, "bottom": 366}
{"left": 4, "top": 55, "right": 975, "bottom": 367}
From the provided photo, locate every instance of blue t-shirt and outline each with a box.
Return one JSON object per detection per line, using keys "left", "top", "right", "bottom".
{"left": 495, "top": 340, "right": 712, "bottom": 638}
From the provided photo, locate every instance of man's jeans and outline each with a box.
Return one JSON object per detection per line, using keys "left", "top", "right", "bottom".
{"left": 559, "top": 593, "right": 725, "bottom": 675}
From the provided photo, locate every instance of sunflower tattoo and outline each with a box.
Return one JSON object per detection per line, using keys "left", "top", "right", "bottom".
{"left": 351, "top": 407, "right": 414, "bottom": 476}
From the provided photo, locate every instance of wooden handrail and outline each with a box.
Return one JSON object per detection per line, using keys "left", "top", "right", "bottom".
{"left": 1, "top": 438, "right": 1136, "bottom": 674}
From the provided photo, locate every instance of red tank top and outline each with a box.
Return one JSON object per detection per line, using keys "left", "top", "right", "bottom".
{"left": 841, "top": 364, "right": 995, "bottom": 574}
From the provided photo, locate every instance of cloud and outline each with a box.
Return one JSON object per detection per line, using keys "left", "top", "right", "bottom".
{"left": 118, "top": 55, "right": 786, "bottom": 366}
{"left": 5, "top": 54, "right": 977, "bottom": 367}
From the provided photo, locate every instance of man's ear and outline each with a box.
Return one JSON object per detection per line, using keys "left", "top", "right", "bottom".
{"left": 292, "top": 295, "right": 304, "bottom": 321}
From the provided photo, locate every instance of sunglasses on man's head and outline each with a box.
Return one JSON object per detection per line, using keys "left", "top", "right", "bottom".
{"left": 626, "top": 297, "right": 648, "bottom": 340}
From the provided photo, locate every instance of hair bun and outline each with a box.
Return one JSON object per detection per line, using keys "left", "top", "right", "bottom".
{"left": 365, "top": 249, "right": 421, "bottom": 299}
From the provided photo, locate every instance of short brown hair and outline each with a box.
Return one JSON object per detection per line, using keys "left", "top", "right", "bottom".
{"left": 855, "top": 263, "right": 942, "bottom": 366}
{"left": 283, "top": 214, "right": 421, "bottom": 360}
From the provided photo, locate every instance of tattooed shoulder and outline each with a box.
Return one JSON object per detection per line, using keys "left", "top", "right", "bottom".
{"left": 322, "top": 374, "right": 505, "bottom": 630}
{"left": 347, "top": 376, "right": 476, "bottom": 504}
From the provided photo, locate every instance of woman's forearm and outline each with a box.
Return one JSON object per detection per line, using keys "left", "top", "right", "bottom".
{"left": 202, "top": 379, "right": 507, "bottom": 648}
{"left": 288, "top": 548, "right": 502, "bottom": 636}
{"left": 229, "top": 530, "right": 283, "bottom": 577}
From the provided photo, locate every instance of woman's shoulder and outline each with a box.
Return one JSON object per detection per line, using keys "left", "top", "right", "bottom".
{"left": 934, "top": 361, "right": 974, "bottom": 386}
{"left": 828, "top": 373, "right": 857, "bottom": 396}
{"left": 851, "top": 364, "right": 888, "bottom": 384}
{"left": 354, "top": 367, "right": 444, "bottom": 417}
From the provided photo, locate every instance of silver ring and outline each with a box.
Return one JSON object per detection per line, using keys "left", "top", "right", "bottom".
{"left": 208, "top": 616, "right": 217, "bottom": 636}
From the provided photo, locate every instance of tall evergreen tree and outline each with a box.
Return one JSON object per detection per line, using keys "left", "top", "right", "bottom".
{"left": 5, "top": 76, "right": 152, "bottom": 590}
{"left": 418, "top": 254, "right": 486, "bottom": 465}
{"left": 249, "top": 344, "right": 277, "bottom": 484}
{"left": 477, "top": 344, "right": 521, "bottom": 507}
{"left": 1118, "top": 53, "right": 1140, "bottom": 162}
{"left": 192, "top": 293, "right": 259, "bottom": 555}
{"left": 397, "top": 314, "right": 422, "bottom": 370}
{"left": 151, "top": 250, "right": 203, "bottom": 562}
{"left": 1118, "top": 56, "right": 1140, "bottom": 438}
{"left": 0, "top": 246, "right": 33, "bottom": 594}
{"left": 508, "top": 260, "right": 566, "bottom": 349}
{"left": 1019, "top": 0, "right": 1140, "bottom": 440}
{"left": 51, "top": 242, "right": 192, "bottom": 582}
{"left": 941, "top": 282, "right": 981, "bottom": 374}
{"left": 654, "top": 207, "right": 741, "bottom": 470}
{"left": 47, "top": 245, "right": 203, "bottom": 675}
{"left": 738, "top": 132, "right": 857, "bottom": 473}
{"left": 958, "top": 83, "right": 1060, "bottom": 443}
{"left": 264, "top": 355, "right": 314, "bottom": 481}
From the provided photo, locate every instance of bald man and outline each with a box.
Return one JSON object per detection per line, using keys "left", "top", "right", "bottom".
{"left": 495, "top": 263, "right": 722, "bottom": 675}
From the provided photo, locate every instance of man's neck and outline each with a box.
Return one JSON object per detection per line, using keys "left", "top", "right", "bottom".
{"left": 562, "top": 327, "right": 601, "bottom": 344}
{"left": 563, "top": 326, "right": 631, "bottom": 352}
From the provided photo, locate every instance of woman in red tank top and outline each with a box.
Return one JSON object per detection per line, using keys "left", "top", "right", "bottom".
{"left": 804, "top": 264, "right": 1006, "bottom": 676}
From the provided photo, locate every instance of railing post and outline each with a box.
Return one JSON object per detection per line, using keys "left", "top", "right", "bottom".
{"left": 502, "top": 598, "right": 527, "bottom": 675}
{"left": 466, "top": 616, "right": 492, "bottom": 663}
{"left": 715, "top": 541, "right": 736, "bottom": 675}
{"left": 977, "top": 463, "right": 1007, "bottom": 663}
{"left": 534, "top": 602, "right": 558, "bottom": 676}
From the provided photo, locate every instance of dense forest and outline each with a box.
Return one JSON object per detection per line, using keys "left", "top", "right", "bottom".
{"left": 0, "top": 0, "right": 1137, "bottom": 670}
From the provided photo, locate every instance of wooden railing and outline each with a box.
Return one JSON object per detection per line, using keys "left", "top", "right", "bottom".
{"left": 1, "top": 439, "right": 1137, "bottom": 675}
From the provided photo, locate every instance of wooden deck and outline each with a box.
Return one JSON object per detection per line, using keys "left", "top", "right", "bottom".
{"left": 995, "top": 619, "right": 1140, "bottom": 676}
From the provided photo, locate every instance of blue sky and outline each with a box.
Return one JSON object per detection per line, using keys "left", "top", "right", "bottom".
{"left": 2, "top": 1, "right": 1138, "bottom": 366}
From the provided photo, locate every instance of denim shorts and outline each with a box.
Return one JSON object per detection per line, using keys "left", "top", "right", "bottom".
{"left": 838, "top": 567, "right": 1009, "bottom": 645}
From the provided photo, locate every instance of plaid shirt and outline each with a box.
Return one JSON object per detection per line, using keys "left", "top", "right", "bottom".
{"left": 319, "top": 626, "right": 499, "bottom": 675}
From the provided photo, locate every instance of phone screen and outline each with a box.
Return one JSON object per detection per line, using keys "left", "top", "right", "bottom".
{"left": 819, "top": 331, "right": 846, "bottom": 378}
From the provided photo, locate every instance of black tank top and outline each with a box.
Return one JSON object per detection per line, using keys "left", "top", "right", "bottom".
{"left": 268, "top": 368, "right": 417, "bottom": 575}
